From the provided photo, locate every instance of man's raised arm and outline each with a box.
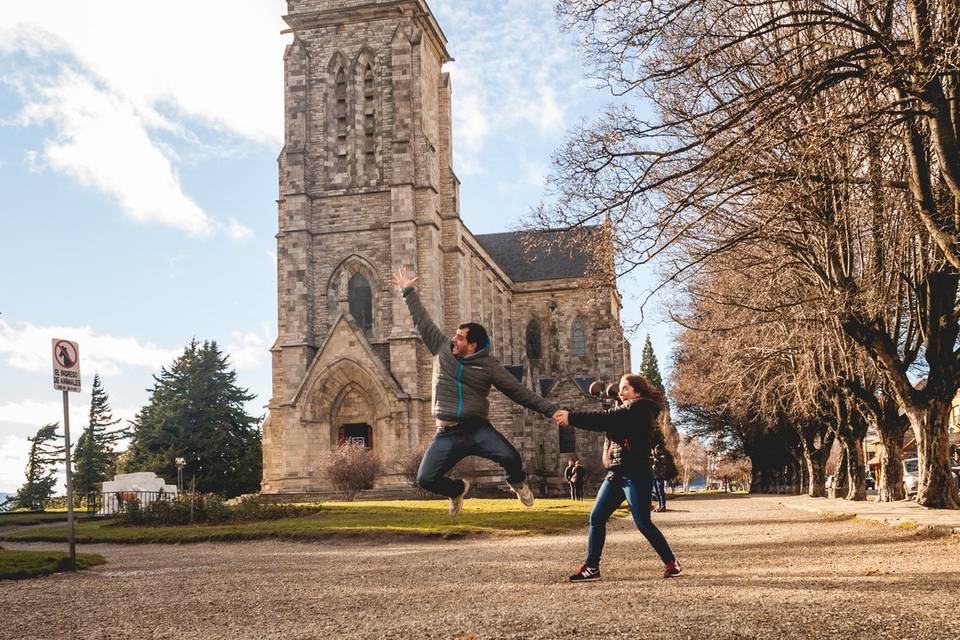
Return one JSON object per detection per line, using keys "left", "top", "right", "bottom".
{"left": 388, "top": 267, "right": 448, "bottom": 356}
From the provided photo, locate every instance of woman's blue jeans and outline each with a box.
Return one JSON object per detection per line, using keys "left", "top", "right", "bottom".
{"left": 416, "top": 419, "right": 525, "bottom": 498}
{"left": 586, "top": 473, "right": 675, "bottom": 568}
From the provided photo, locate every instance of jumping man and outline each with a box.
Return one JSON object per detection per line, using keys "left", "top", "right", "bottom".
{"left": 389, "top": 266, "right": 563, "bottom": 515}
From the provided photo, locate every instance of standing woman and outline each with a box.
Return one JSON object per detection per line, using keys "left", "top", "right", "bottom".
{"left": 555, "top": 374, "right": 682, "bottom": 582}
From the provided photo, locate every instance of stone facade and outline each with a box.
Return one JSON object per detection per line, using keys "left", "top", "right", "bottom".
{"left": 263, "top": 0, "right": 631, "bottom": 496}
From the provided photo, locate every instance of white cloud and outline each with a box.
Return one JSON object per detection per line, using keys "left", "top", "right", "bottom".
{"left": 15, "top": 69, "right": 216, "bottom": 236}
{"left": 224, "top": 218, "right": 255, "bottom": 242}
{"left": 226, "top": 324, "right": 275, "bottom": 372}
{"left": 0, "top": 319, "right": 180, "bottom": 377}
{"left": 0, "top": 1, "right": 288, "bottom": 143}
{"left": 0, "top": 0, "right": 288, "bottom": 238}
{"left": 525, "top": 161, "right": 549, "bottom": 188}
{"left": 433, "top": 0, "right": 585, "bottom": 174}
{"left": 451, "top": 90, "right": 489, "bottom": 176}
{"left": 0, "top": 399, "right": 139, "bottom": 431}
{"left": 0, "top": 399, "right": 68, "bottom": 427}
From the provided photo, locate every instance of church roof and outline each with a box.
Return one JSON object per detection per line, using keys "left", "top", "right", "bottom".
{"left": 474, "top": 227, "right": 598, "bottom": 282}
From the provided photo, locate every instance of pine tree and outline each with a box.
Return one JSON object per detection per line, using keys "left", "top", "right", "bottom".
{"left": 639, "top": 335, "right": 665, "bottom": 393}
{"left": 13, "top": 423, "right": 64, "bottom": 511}
{"left": 638, "top": 336, "right": 679, "bottom": 480}
{"left": 123, "top": 340, "right": 262, "bottom": 497}
{"left": 73, "top": 373, "right": 128, "bottom": 503}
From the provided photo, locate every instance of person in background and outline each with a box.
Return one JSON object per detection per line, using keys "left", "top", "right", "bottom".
{"left": 564, "top": 458, "right": 578, "bottom": 500}
{"left": 651, "top": 444, "right": 668, "bottom": 512}
{"left": 572, "top": 459, "right": 586, "bottom": 500}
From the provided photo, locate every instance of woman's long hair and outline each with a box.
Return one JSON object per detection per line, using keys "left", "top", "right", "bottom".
{"left": 621, "top": 374, "right": 666, "bottom": 409}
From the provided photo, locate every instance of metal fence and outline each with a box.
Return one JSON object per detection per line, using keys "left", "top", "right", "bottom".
{"left": 98, "top": 490, "right": 178, "bottom": 516}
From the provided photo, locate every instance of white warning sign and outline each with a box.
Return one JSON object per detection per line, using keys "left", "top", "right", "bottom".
{"left": 52, "top": 339, "right": 81, "bottom": 393}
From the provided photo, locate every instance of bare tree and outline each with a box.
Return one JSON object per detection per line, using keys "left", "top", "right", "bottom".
{"left": 538, "top": 0, "right": 960, "bottom": 507}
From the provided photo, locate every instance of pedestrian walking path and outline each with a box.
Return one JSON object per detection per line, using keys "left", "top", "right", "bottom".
{"left": 4, "top": 495, "right": 959, "bottom": 639}
{"left": 781, "top": 494, "right": 960, "bottom": 532}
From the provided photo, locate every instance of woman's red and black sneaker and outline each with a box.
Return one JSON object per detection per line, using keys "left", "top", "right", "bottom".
{"left": 663, "top": 560, "right": 682, "bottom": 578}
{"left": 568, "top": 565, "right": 601, "bottom": 583}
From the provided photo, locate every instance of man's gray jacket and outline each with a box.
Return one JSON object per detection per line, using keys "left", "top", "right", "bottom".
{"left": 402, "top": 286, "right": 559, "bottom": 423}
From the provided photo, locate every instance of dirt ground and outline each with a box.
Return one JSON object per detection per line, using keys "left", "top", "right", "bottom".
{"left": 2, "top": 494, "right": 957, "bottom": 640}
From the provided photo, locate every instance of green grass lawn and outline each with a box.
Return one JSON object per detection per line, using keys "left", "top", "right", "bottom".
{"left": 0, "top": 547, "right": 106, "bottom": 580}
{"left": 0, "top": 499, "right": 612, "bottom": 544}
{"left": 0, "top": 512, "right": 95, "bottom": 526}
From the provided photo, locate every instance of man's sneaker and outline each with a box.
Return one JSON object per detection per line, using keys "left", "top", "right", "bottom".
{"left": 663, "top": 560, "right": 682, "bottom": 578}
{"left": 449, "top": 479, "right": 470, "bottom": 516}
{"left": 568, "top": 565, "right": 601, "bottom": 583}
{"left": 508, "top": 481, "right": 535, "bottom": 507}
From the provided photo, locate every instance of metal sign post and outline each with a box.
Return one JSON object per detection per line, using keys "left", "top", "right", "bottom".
{"left": 52, "top": 339, "right": 80, "bottom": 571}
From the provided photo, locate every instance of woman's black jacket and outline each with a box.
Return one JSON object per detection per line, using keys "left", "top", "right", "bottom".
{"left": 569, "top": 398, "right": 660, "bottom": 477}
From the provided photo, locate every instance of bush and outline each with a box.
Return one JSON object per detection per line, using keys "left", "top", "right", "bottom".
{"left": 393, "top": 445, "right": 432, "bottom": 497}
{"left": 113, "top": 493, "right": 319, "bottom": 526}
{"left": 323, "top": 442, "right": 382, "bottom": 501}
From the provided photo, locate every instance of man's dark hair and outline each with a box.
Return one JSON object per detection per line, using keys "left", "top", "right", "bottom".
{"left": 458, "top": 322, "right": 489, "bottom": 349}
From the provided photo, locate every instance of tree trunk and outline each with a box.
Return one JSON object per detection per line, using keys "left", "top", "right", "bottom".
{"left": 799, "top": 459, "right": 810, "bottom": 496}
{"left": 807, "top": 455, "right": 827, "bottom": 498}
{"left": 843, "top": 436, "right": 867, "bottom": 501}
{"left": 908, "top": 398, "right": 960, "bottom": 508}
{"left": 832, "top": 446, "right": 849, "bottom": 498}
{"left": 798, "top": 422, "right": 834, "bottom": 497}
{"left": 749, "top": 467, "right": 764, "bottom": 493}
{"left": 878, "top": 422, "right": 906, "bottom": 502}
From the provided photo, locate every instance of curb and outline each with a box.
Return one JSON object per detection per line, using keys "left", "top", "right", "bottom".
{"left": 780, "top": 500, "right": 960, "bottom": 535}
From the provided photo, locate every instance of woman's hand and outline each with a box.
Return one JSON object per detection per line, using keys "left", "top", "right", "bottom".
{"left": 553, "top": 410, "right": 569, "bottom": 427}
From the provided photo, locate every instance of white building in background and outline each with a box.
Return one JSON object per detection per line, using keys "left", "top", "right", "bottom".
{"left": 100, "top": 472, "right": 177, "bottom": 515}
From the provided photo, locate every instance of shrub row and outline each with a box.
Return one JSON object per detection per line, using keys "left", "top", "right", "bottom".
{"left": 114, "top": 494, "right": 321, "bottom": 526}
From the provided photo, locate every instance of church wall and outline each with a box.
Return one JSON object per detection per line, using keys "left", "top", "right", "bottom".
{"left": 268, "top": 0, "right": 628, "bottom": 497}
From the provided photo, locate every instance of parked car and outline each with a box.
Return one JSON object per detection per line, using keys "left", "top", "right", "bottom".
{"left": 902, "top": 457, "right": 920, "bottom": 496}
{"left": 865, "top": 473, "right": 876, "bottom": 491}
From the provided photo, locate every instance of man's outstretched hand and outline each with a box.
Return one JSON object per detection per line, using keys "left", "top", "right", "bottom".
{"left": 553, "top": 410, "right": 569, "bottom": 427}
{"left": 388, "top": 266, "right": 418, "bottom": 291}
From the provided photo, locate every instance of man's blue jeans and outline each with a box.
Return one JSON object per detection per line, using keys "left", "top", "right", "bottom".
{"left": 416, "top": 419, "right": 525, "bottom": 498}
{"left": 586, "top": 473, "right": 675, "bottom": 568}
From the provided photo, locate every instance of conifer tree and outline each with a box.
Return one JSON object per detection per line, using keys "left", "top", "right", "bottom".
{"left": 639, "top": 335, "right": 665, "bottom": 394}
{"left": 73, "top": 373, "right": 128, "bottom": 502}
{"left": 638, "top": 336, "right": 679, "bottom": 481}
{"left": 13, "top": 423, "right": 63, "bottom": 511}
{"left": 123, "top": 340, "right": 262, "bottom": 497}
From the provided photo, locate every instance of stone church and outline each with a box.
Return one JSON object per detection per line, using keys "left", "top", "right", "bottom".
{"left": 261, "top": 0, "right": 632, "bottom": 497}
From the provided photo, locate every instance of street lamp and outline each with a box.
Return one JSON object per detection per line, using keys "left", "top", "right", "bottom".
{"left": 175, "top": 457, "right": 186, "bottom": 494}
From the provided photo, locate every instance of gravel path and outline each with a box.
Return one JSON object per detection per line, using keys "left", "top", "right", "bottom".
{"left": 2, "top": 494, "right": 957, "bottom": 640}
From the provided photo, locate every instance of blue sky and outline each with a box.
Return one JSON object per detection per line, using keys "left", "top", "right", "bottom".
{"left": 0, "top": 0, "right": 673, "bottom": 493}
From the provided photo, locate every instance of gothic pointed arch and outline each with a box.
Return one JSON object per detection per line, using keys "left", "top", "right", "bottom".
{"left": 326, "top": 254, "right": 384, "bottom": 340}
{"left": 525, "top": 318, "right": 542, "bottom": 361}
{"left": 570, "top": 316, "right": 587, "bottom": 358}
{"left": 332, "top": 382, "right": 374, "bottom": 448}
{"left": 326, "top": 51, "right": 352, "bottom": 184}
{"left": 301, "top": 357, "right": 390, "bottom": 453}
{"left": 353, "top": 47, "right": 381, "bottom": 184}
{"left": 348, "top": 272, "right": 373, "bottom": 337}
